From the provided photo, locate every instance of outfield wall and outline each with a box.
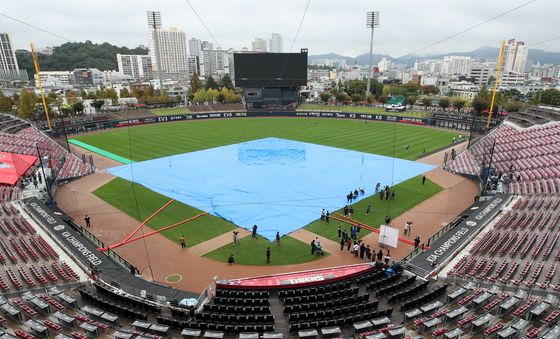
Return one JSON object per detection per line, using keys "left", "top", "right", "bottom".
{"left": 47, "top": 110, "right": 500, "bottom": 137}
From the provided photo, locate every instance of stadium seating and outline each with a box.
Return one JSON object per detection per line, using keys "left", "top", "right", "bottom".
{"left": 446, "top": 107, "right": 560, "bottom": 197}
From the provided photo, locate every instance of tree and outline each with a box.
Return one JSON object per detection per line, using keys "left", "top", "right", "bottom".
{"left": 452, "top": 98, "right": 466, "bottom": 112}
{"left": 216, "top": 92, "right": 226, "bottom": 103}
{"left": 422, "top": 85, "right": 439, "bottom": 95}
{"left": 351, "top": 93, "right": 365, "bottom": 103}
{"left": 506, "top": 101, "right": 523, "bottom": 112}
{"left": 421, "top": 96, "right": 432, "bottom": 109}
{"left": 193, "top": 89, "right": 208, "bottom": 103}
{"left": 438, "top": 97, "right": 450, "bottom": 111}
{"left": 221, "top": 74, "right": 234, "bottom": 90}
{"left": 334, "top": 91, "right": 350, "bottom": 103}
{"left": 188, "top": 72, "right": 203, "bottom": 101}
{"left": 119, "top": 88, "right": 131, "bottom": 97}
{"left": 0, "top": 92, "right": 14, "bottom": 112}
{"left": 540, "top": 89, "right": 560, "bottom": 106}
{"left": 91, "top": 99, "right": 105, "bottom": 112}
{"left": 18, "top": 91, "right": 37, "bottom": 119}
{"left": 319, "top": 92, "right": 331, "bottom": 103}
{"left": 343, "top": 80, "right": 367, "bottom": 96}
{"left": 407, "top": 95, "right": 418, "bottom": 107}
{"left": 206, "top": 88, "right": 219, "bottom": 103}
{"left": 472, "top": 86, "right": 491, "bottom": 115}
{"left": 105, "top": 88, "right": 118, "bottom": 101}
{"left": 472, "top": 97, "right": 488, "bottom": 115}
{"left": 205, "top": 76, "right": 219, "bottom": 90}
{"left": 72, "top": 101, "right": 84, "bottom": 115}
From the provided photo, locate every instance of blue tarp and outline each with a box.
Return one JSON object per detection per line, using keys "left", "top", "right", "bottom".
{"left": 107, "top": 138, "right": 435, "bottom": 240}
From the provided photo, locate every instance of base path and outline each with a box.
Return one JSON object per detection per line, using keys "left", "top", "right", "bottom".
{"left": 56, "top": 142, "right": 479, "bottom": 293}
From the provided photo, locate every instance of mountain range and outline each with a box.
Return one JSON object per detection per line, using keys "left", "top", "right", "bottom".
{"left": 309, "top": 46, "right": 560, "bottom": 66}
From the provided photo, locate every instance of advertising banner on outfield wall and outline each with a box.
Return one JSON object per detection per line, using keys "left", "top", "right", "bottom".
{"left": 50, "top": 110, "right": 498, "bottom": 137}
{"left": 122, "top": 111, "right": 429, "bottom": 126}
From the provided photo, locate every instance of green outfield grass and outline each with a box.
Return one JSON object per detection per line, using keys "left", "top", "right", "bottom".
{"left": 304, "top": 175, "right": 442, "bottom": 243}
{"left": 85, "top": 118, "right": 453, "bottom": 266}
{"left": 300, "top": 104, "right": 431, "bottom": 118}
{"left": 204, "top": 235, "right": 327, "bottom": 266}
{"left": 93, "top": 177, "right": 236, "bottom": 247}
{"left": 73, "top": 118, "right": 459, "bottom": 162}
{"left": 150, "top": 107, "right": 192, "bottom": 116}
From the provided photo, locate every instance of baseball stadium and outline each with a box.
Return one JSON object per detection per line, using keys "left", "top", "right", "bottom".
{"left": 1, "top": 3, "right": 560, "bottom": 339}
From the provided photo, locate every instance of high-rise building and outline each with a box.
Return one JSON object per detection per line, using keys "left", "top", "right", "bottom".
{"left": 116, "top": 54, "right": 153, "bottom": 81}
{"left": 377, "top": 57, "right": 392, "bottom": 72}
{"left": 202, "top": 41, "right": 213, "bottom": 51}
{"left": 186, "top": 55, "right": 198, "bottom": 79}
{"left": 147, "top": 11, "right": 189, "bottom": 81}
{"left": 502, "top": 39, "right": 528, "bottom": 73}
{"left": 188, "top": 38, "right": 202, "bottom": 58}
{"left": 268, "top": 33, "right": 283, "bottom": 53}
{"left": 469, "top": 67, "right": 493, "bottom": 85}
{"left": 201, "top": 49, "right": 231, "bottom": 77}
{"left": 251, "top": 38, "right": 267, "bottom": 52}
{"left": 0, "top": 33, "right": 27, "bottom": 81}
{"left": 441, "top": 56, "right": 473, "bottom": 76}
{"left": 34, "top": 71, "right": 72, "bottom": 87}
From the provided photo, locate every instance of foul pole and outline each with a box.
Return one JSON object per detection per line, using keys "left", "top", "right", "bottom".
{"left": 487, "top": 41, "right": 505, "bottom": 128}
{"left": 30, "top": 43, "right": 52, "bottom": 130}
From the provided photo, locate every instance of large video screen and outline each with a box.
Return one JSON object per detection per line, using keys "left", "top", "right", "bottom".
{"left": 234, "top": 52, "right": 308, "bottom": 87}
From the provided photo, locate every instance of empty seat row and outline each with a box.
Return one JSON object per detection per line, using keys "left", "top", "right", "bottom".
{"left": 387, "top": 280, "right": 430, "bottom": 303}
{"left": 401, "top": 284, "right": 448, "bottom": 311}
{"left": 215, "top": 289, "right": 269, "bottom": 299}
{"left": 282, "top": 287, "right": 359, "bottom": 305}
{"left": 197, "top": 312, "right": 273, "bottom": 325}
{"left": 187, "top": 322, "right": 274, "bottom": 333}
{"left": 287, "top": 300, "right": 378, "bottom": 322}
{"left": 376, "top": 275, "right": 417, "bottom": 296}
{"left": 284, "top": 294, "right": 370, "bottom": 313}
{"left": 366, "top": 273, "right": 402, "bottom": 290}
{"left": 203, "top": 304, "right": 269, "bottom": 315}
{"left": 78, "top": 288, "right": 148, "bottom": 320}
{"left": 288, "top": 308, "right": 393, "bottom": 332}
{"left": 212, "top": 296, "right": 269, "bottom": 306}
{"left": 278, "top": 281, "right": 351, "bottom": 298}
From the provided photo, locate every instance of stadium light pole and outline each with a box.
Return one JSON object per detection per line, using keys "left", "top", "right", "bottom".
{"left": 366, "top": 11, "right": 380, "bottom": 97}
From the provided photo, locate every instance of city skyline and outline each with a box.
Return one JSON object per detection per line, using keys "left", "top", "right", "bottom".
{"left": 2, "top": 0, "right": 559, "bottom": 57}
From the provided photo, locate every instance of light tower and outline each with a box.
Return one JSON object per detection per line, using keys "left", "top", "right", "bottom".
{"left": 147, "top": 11, "right": 164, "bottom": 94}
{"left": 366, "top": 11, "right": 380, "bottom": 96}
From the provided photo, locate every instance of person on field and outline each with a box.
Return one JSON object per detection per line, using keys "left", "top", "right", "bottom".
{"left": 320, "top": 209, "right": 325, "bottom": 221}
{"left": 353, "top": 243, "right": 360, "bottom": 257}
{"left": 404, "top": 222, "right": 412, "bottom": 236}
{"left": 228, "top": 254, "right": 235, "bottom": 265}
{"left": 232, "top": 231, "right": 239, "bottom": 245}
{"left": 266, "top": 247, "right": 271, "bottom": 264}
{"left": 84, "top": 215, "right": 91, "bottom": 228}
{"left": 337, "top": 226, "right": 342, "bottom": 239}
{"left": 422, "top": 175, "right": 426, "bottom": 185}
{"left": 180, "top": 235, "right": 186, "bottom": 250}
{"left": 377, "top": 249, "right": 383, "bottom": 262}
{"left": 276, "top": 231, "right": 281, "bottom": 245}
{"left": 311, "top": 239, "right": 316, "bottom": 255}
{"left": 366, "top": 203, "right": 371, "bottom": 215}
{"left": 252, "top": 225, "right": 258, "bottom": 239}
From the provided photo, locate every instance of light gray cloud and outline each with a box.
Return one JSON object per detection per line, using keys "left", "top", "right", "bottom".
{"left": 2, "top": 0, "right": 558, "bottom": 56}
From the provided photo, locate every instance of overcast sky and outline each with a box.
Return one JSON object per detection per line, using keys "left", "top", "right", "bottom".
{"left": 2, "top": 0, "right": 558, "bottom": 57}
